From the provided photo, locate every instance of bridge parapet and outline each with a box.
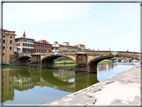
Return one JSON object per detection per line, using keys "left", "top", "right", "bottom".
{"left": 117, "top": 51, "right": 140, "bottom": 60}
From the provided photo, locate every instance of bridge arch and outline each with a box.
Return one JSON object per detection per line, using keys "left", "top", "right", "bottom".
{"left": 41, "top": 55, "right": 75, "bottom": 62}
{"left": 17, "top": 55, "right": 31, "bottom": 66}
{"left": 87, "top": 55, "right": 114, "bottom": 72}
{"left": 88, "top": 55, "right": 114, "bottom": 66}
{"left": 41, "top": 54, "right": 75, "bottom": 68}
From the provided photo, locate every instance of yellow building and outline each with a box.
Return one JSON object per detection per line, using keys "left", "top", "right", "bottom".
{"left": 1, "top": 29, "right": 16, "bottom": 64}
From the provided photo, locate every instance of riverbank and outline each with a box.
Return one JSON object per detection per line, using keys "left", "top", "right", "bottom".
{"left": 98, "top": 60, "right": 112, "bottom": 64}
{"left": 41, "top": 65, "right": 141, "bottom": 106}
{"left": 54, "top": 60, "right": 75, "bottom": 64}
{"left": 0, "top": 64, "right": 9, "bottom": 68}
{"left": 55, "top": 60, "right": 113, "bottom": 64}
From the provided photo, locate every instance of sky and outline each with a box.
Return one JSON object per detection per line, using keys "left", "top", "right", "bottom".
{"left": 2, "top": 2, "right": 141, "bottom": 52}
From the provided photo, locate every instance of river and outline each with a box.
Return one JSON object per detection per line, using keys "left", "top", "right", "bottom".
{"left": 1, "top": 62, "right": 140, "bottom": 105}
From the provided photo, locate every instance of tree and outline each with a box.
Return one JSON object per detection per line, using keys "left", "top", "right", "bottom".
{"left": 77, "top": 47, "right": 82, "bottom": 51}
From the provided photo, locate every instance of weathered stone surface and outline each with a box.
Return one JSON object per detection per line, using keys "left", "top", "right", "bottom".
{"left": 41, "top": 65, "right": 141, "bottom": 106}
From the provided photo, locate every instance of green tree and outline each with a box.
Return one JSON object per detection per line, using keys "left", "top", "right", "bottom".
{"left": 77, "top": 47, "right": 82, "bottom": 51}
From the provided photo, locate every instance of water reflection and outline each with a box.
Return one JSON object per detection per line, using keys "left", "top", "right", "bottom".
{"left": 97, "top": 62, "right": 139, "bottom": 82}
{"left": 2, "top": 62, "right": 139, "bottom": 104}
{"left": 2, "top": 66, "right": 98, "bottom": 103}
{"left": 2, "top": 69, "right": 14, "bottom": 103}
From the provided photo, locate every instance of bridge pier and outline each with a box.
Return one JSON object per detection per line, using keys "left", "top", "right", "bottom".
{"left": 75, "top": 54, "right": 97, "bottom": 73}
{"left": 30, "top": 55, "right": 41, "bottom": 68}
{"left": 42, "top": 61, "right": 53, "bottom": 69}
{"left": 9, "top": 55, "right": 30, "bottom": 66}
{"left": 88, "top": 63, "right": 97, "bottom": 73}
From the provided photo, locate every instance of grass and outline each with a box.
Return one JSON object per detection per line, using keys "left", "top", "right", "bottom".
{"left": 0, "top": 64, "right": 9, "bottom": 68}
{"left": 54, "top": 64, "right": 75, "bottom": 67}
{"left": 54, "top": 60, "right": 75, "bottom": 64}
{"left": 121, "top": 59, "right": 127, "bottom": 62}
{"left": 98, "top": 60, "right": 112, "bottom": 64}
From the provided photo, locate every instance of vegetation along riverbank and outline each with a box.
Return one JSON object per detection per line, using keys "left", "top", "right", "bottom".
{"left": 54, "top": 60, "right": 113, "bottom": 65}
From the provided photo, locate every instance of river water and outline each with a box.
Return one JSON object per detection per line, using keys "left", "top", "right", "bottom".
{"left": 2, "top": 62, "right": 139, "bottom": 105}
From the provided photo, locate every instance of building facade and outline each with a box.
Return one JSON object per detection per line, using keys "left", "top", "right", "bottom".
{"left": 77, "top": 44, "right": 86, "bottom": 50}
{"left": 52, "top": 41, "right": 60, "bottom": 52}
{"left": 1, "top": 29, "right": 16, "bottom": 64}
{"left": 15, "top": 31, "right": 35, "bottom": 54}
{"left": 34, "top": 40, "right": 52, "bottom": 53}
{"left": 52, "top": 41, "right": 78, "bottom": 52}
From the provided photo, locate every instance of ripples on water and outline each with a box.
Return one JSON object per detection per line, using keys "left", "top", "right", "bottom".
{"left": 2, "top": 62, "right": 139, "bottom": 104}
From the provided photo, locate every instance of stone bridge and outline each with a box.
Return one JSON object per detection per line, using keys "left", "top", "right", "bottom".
{"left": 9, "top": 51, "right": 141, "bottom": 73}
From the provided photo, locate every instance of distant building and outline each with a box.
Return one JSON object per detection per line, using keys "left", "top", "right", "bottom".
{"left": 77, "top": 44, "right": 86, "bottom": 50}
{"left": 109, "top": 48, "right": 111, "bottom": 51}
{"left": 74, "top": 44, "right": 86, "bottom": 50}
{"left": 52, "top": 41, "right": 77, "bottom": 52}
{"left": 63, "top": 42, "right": 69, "bottom": 46}
{"left": 15, "top": 31, "right": 35, "bottom": 54}
{"left": 1, "top": 29, "right": 16, "bottom": 64}
{"left": 52, "top": 41, "right": 60, "bottom": 52}
{"left": 34, "top": 40, "right": 52, "bottom": 53}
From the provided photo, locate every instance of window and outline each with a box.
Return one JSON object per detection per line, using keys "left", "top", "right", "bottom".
{"left": 3, "top": 53, "right": 4, "bottom": 56}
{"left": 15, "top": 43, "right": 20, "bottom": 46}
{"left": 3, "top": 46, "right": 5, "bottom": 50}
{"left": 3, "top": 36, "right": 5, "bottom": 38}
{"left": 9, "top": 88, "right": 11, "bottom": 91}
{"left": 15, "top": 39, "right": 18, "bottom": 42}
{"left": 10, "top": 40, "right": 12, "bottom": 44}
{"left": 36, "top": 44, "right": 37, "bottom": 46}
{"left": 10, "top": 36, "right": 12, "bottom": 38}
{"left": 3, "top": 40, "right": 5, "bottom": 43}
{"left": 10, "top": 47, "right": 12, "bottom": 50}
{"left": 9, "top": 81, "right": 11, "bottom": 85}
{"left": 27, "top": 39, "right": 34, "bottom": 43}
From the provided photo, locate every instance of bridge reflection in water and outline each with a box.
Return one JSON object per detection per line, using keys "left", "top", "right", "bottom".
{"left": 2, "top": 66, "right": 99, "bottom": 103}
{"left": 2, "top": 62, "right": 138, "bottom": 104}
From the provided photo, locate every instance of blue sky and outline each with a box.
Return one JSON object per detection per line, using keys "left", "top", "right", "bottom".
{"left": 3, "top": 2, "right": 140, "bottom": 52}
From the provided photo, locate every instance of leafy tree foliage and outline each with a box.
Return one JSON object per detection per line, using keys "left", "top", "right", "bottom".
{"left": 77, "top": 47, "right": 82, "bottom": 51}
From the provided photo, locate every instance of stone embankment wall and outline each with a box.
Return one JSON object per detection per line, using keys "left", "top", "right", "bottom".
{"left": 41, "top": 65, "right": 141, "bottom": 106}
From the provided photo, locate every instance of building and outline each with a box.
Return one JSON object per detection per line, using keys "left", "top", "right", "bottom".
{"left": 74, "top": 44, "right": 86, "bottom": 50}
{"left": 52, "top": 41, "right": 60, "bottom": 52}
{"left": 52, "top": 41, "right": 78, "bottom": 52}
{"left": 34, "top": 40, "right": 52, "bottom": 53}
{"left": 1, "top": 29, "right": 16, "bottom": 64}
{"left": 15, "top": 31, "right": 35, "bottom": 54}
{"left": 77, "top": 44, "right": 86, "bottom": 50}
